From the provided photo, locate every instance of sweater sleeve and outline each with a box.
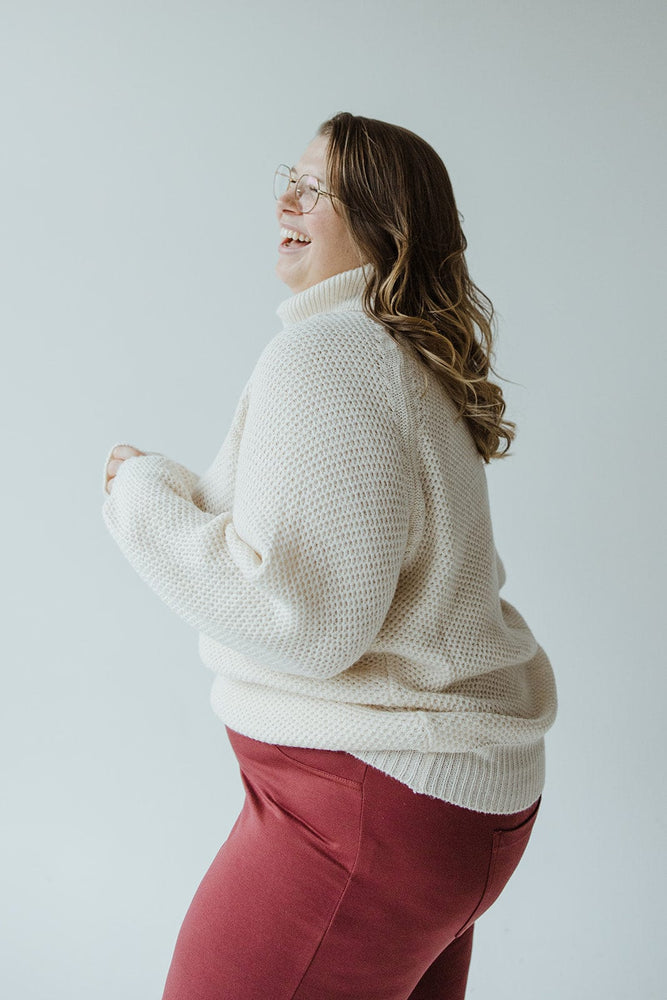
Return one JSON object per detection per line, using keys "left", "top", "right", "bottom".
{"left": 101, "top": 328, "right": 412, "bottom": 679}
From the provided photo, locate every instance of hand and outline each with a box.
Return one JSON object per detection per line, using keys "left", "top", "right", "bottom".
{"left": 105, "top": 444, "right": 146, "bottom": 495}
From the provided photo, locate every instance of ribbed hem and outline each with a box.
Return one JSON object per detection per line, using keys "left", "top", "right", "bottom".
{"left": 208, "top": 673, "right": 547, "bottom": 816}
{"left": 348, "top": 741, "right": 546, "bottom": 815}
{"left": 276, "top": 263, "right": 374, "bottom": 327}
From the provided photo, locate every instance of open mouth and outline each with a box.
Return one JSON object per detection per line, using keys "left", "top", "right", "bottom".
{"left": 280, "top": 227, "right": 312, "bottom": 250}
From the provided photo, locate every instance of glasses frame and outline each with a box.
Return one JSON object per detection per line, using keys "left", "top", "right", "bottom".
{"left": 274, "top": 163, "right": 343, "bottom": 214}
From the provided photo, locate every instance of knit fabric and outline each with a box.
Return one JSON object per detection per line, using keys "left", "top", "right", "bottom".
{"left": 101, "top": 264, "right": 557, "bottom": 814}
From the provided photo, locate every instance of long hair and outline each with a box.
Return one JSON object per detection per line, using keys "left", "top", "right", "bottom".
{"left": 317, "top": 111, "right": 516, "bottom": 463}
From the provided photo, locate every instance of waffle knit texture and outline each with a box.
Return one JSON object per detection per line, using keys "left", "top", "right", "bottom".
{"left": 101, "top": 264, "right": 557, "bottom": 814}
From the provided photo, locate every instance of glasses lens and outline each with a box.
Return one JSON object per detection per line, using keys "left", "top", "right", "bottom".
{"left": 295, "top": 174, "right": 319, "bottom": 213}
{"left": 273, "top": 165, "right": 292, "bottom": 200}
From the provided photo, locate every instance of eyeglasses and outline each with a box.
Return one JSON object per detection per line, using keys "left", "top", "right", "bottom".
{"left": 273, "top": 163, "right": 339, "bottom": 214}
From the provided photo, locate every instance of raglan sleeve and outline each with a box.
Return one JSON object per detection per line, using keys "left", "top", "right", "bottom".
{"left": 101, "top": 328, "right": 412, "bottom": 679}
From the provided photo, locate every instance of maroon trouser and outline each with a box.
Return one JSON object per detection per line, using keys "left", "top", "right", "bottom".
{"left": 161, "top": 727, "right": 542, "bottom": 1000}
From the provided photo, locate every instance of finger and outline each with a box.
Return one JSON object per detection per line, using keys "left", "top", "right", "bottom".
{"left": 107, "top": 459, "right": 123, "bottom": 476}
{"left": 113, "top": 445, "right": 141, "bottom": 458}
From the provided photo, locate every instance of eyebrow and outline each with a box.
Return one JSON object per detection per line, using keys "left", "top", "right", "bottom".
{"left": 291, "top": 164, "right": 322, "bottom": 179}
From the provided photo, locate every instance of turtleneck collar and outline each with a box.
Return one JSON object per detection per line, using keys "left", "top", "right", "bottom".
{"left": 276, "top": 263, "right": 374, "bottom": 328}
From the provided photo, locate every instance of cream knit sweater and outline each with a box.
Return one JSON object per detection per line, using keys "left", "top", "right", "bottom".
{"left": 102, "top": 264, "right": 557, "bottom": 814}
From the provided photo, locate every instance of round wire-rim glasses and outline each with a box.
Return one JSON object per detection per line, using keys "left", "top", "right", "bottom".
{"left": 273, "top": 163, "right": 342, "bottom": 214}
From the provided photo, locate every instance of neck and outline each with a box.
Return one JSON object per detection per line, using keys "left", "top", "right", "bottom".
{"left": 276, "top": 264, "right": 374, "bottom": 327}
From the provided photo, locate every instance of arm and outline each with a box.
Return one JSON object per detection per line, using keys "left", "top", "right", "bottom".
{"left": 101, "top": 329, "right": 412, "bottom": 679}
{"left": 495, "top": 549, "right": 506, "bottom": 590}
{"left": 103, "top": 443, "right": 199, "bottom": 496}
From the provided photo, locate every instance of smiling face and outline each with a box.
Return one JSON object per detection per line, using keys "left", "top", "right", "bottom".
{"left": 275, "top": 134, "right": 365, "bottom": 293}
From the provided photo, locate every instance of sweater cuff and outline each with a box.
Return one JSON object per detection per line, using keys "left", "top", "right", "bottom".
{"left": 102, "top": 442, "right": 164, "bottom": 495}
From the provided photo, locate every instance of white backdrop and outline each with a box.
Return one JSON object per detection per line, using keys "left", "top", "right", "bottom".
{"left": 1, "top": 1, "right": 665, "bottom": 997}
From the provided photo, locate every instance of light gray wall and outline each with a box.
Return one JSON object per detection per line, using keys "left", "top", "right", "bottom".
{"left": 2, "top": 1, "right": 664, "bottom": 997}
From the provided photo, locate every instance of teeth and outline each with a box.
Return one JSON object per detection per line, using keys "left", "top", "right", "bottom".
{"left": 280, "top": 227, "right": 311, "bottom": 243}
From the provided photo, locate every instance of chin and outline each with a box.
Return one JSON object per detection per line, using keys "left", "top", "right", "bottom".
{"left": 276, "top": 264, "right": 308, "bottom": 294}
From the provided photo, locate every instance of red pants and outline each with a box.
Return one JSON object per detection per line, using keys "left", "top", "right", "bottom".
{"left": 161, "top": 727, "right": 542, "bottom": 1000}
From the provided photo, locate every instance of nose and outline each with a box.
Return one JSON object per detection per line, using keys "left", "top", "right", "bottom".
{"left": 275, "top": 180, "right": 302, "bottom": 218}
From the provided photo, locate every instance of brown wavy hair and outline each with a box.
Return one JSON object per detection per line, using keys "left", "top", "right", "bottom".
{"left": 317, "top": 112, "right": 517, "bottom": 462}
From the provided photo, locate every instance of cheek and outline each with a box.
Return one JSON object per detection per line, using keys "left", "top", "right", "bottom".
{"left": 311, "top": 212, "right": 350, "bottom": 252}
{"left": 326, "top": 223, "right": 357, "bottom": 261}
{"left": 337, "top": 217, "right": 360, "bottom": 254}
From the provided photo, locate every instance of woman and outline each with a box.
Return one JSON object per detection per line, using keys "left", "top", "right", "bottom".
{"left": 103, "top": 112, "right": 558, "bottom": 1000}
